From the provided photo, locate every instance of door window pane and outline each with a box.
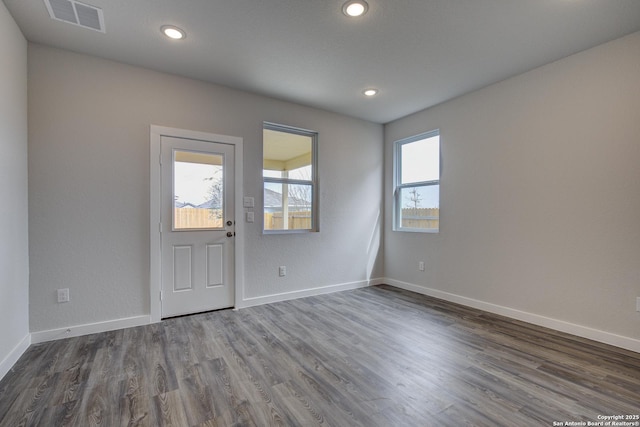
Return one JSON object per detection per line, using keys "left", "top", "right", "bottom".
{"left": 173, "top": 150, "right": 224, "bottom": 230}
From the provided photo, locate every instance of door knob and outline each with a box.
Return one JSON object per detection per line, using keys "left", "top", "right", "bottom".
{"left": 226, "top": 220, "right": 233, "bottom": 226}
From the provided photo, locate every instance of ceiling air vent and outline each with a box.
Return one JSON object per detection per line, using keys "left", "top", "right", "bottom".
{"left": 44, "top": 0, "right": 105, "bottom": 33}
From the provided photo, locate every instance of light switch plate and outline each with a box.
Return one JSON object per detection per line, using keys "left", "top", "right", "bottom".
{"left": 246, "top": 211, "right": 254, "bottom": 223}
{"left": 243, "top": 196, "right": 254, "bottom": 208}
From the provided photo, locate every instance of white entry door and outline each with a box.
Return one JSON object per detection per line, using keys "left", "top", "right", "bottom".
{"left": 160, "top": 135, "right": 235, "bottom": 318}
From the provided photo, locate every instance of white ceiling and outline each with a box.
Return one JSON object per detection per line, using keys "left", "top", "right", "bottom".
{"left": 5, "top": 0, "right": 640, "bottom": 123}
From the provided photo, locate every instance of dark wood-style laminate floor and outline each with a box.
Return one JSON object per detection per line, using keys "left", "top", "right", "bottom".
{"left": 1, "top": 285, "right": 639, "bottom": 426}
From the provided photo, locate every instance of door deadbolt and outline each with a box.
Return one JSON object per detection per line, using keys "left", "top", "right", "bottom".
{"left": 226, "top": 220, "right": 233, "bottom": 226}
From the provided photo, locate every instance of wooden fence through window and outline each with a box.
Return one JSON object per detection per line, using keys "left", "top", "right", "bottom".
{"left": 264, "top": 211, "right": 311, "bottom": 230}
{"left": 174, "top": 207, "right": 438, "bottom": 230}
{"left": 174, "top": 208, "right": 223, "bottom": 229}
{"left": 401, "top": 207, "right": 439, "bottom": 230}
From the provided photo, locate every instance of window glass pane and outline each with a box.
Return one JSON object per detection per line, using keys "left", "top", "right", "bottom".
{"left": 173, "top": 150, "right": 224, "bottom": 230}
{"left": 263, "top": 123, "right": 318, "bottom": 233}
{"left": 401, "top": 134, "right": 440, "bottom": 184}
{"left": 287, "top": 165, "right": 312, "bottom": 181}
{"left": 263, "top": 170, "right": 281, "bottom": 179}
{"left": 399, "top": 185, "right": 439, "bottom": 230}
{"left": 264, "top": 182, "right": 313, "bottom": 231}
{"left": 263, "top": 129, "right": 312, "bottom": 179}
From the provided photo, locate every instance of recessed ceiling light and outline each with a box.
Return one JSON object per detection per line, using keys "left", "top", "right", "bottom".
{"left": 161, "top": 25, "right": 186, "bottom": 40}
{"left": 343, "top": 0, "right": 369, "bottom": 17}
{"left": 363, "top": 88, "right": 378, "bottom": 97}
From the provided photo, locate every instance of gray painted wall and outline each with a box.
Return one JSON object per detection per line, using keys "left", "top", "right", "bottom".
{"left": 15, "top": 23, "right": 640, "bottom": 352}
{"left": 0, "top": 2, "right": 29, "bottom": 372}
{"left": 27, "top": 44, "right": 384, "bottom": 332}
{"left": 384, "top": 32, "right": 640, "bottom": 342}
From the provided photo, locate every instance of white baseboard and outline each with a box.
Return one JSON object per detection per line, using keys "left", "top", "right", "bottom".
{"left": 384, "top": 278, "right": 640, "bottom": 354}
{"left": 368, "top": 277, "right": 386, "bottom": 287}
{"left": 31, "top": 315, "right": 151, "bottom": 344}
{"left": 0, "top": 333, "right": 31, "bottom": 382}
{"left": 29, "top": 278, "right": 382, "bottom": 343}
{"left": 237, "top": 278, "right": 381, "bottom": 309}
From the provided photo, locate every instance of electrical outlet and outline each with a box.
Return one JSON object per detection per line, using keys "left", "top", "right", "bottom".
{"left": 57, "top": 288, "right": 70, "bottom": 303}
{"left": 279, "top": 266, "right": 286, "bottom": 277}
{"left": 246, "top": 211, "right": 254, "bottom": 223}
{"left": 418, "top": 261, "right": 425, "bottom": 271}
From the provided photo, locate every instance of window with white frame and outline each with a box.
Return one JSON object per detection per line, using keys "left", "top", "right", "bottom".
{"left": 394, "top": 130, "right": 440, "bottom": 232}
{"left": 263, "top": 122, "right": 318, "bottom": 233}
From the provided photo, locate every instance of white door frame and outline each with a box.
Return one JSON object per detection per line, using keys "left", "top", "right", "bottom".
{"left": 150, "top": 125, "right": 244, "bottom": 323}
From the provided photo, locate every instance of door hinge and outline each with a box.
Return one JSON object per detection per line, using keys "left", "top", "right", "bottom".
{"left": 160, "top": 291, "right": 163, "bottom": 301}
{"left": 159, "top": 223, "right": 162, "bottom": 233}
